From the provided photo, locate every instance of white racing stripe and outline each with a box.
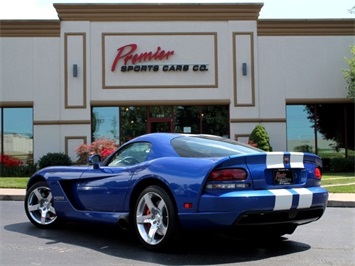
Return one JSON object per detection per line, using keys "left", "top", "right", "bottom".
{"left": 292, "top": 188, "right": 313, "bottom": 208}
{"left": 269, "top": 189, "right": 293, "bottom": 210}
{"left": 266, "top": 152, "right": 284, "bottom": 169}
{"left": 290, "top": 152, "right": 304, "bottom": 168}
{"left": 266, "top": 152, "right": 304, "bottom": 169}
{"left": 269, "top": 188, "right": 314, "bottom": 210}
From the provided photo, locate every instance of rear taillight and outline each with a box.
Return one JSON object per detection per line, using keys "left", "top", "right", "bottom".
{"left": 208, "top": 169, "right": 247, "bottom": 181}
{"left": 206, "top": 168, "right": 249, "bottom": 189}
{"left": 314, "top": 167, "right": 322, "bottom": 179}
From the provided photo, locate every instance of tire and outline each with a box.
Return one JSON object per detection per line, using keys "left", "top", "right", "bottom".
{"left": 24, "top": 181, "right": 59, "bottom": 229}
{"left": 134, "top": 185, "right": 178, "bottom": 250}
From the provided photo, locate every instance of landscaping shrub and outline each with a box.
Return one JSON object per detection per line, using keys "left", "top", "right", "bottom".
{"left": 0, "top": 163, "right": 38, "bottom": 177}
{"left": 248, "top": 125, "right": 273, "bottom": 151}
{"left": 0, "top": 154, "right": 38, "bottom": 177}
{"left": 328, "top": 157, "right": 354, "bottom": 172}
{"left": 38, "top": 152, "right": 72, "bottom": 169}
{"left": 321, "top": 157, "right": 332, "bottom": 172}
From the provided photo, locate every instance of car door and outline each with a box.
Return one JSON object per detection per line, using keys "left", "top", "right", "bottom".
{"left": 76, "top": 142, "right": 152, "bottom": 212}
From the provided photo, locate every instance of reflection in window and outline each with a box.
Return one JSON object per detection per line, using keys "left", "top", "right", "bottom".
{"left": 0, "top": 108, "right": 33, "bottom": 164}
{"left": 286, "top": 105, "right": 315, "bottom": 153}
{"left": 91, "top": 105, "right": 230, "bottom": 146}
{"left": 92, "top": 107, "right": 119, "bottom": 143}
{"left": 120, "top": 106, "right": 147, "bottom": 144}
{"left": 286, "top": 104, "right": 354, "bottom": 158}
{"left": 174, "top": 105, "right": 229, "bottom": 137}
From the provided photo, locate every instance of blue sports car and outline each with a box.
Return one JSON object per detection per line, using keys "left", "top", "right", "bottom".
{"left": 24, "top": 133, "right": 328, "bottom": 250}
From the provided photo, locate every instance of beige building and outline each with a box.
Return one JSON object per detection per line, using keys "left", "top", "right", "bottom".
{"left": 0, "top": 3, "right": 354, "bottom": 163}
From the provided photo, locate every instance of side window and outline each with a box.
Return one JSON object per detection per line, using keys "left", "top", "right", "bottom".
{"left": 107, "top": 142, "right": 151, "bottom": 166}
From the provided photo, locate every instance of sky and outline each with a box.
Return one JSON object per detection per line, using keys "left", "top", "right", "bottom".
{"left": 0, "top": 0, "right": 354, "bottom": 20}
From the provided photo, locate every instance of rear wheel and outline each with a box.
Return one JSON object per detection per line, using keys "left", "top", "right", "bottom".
{"left": 24, "top": 181, "right": 59, "bottom": 228}
{"left": 134, "top": 185, "right": 178, "bottom": 250}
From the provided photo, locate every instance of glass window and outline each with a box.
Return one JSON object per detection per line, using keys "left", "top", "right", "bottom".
{"left": 201, "top": 105, "right": 229, "bottom": 137}
{"left": 91, "top": 105, "right": 230, "bottom": 147}
{"left": 1, "top": 108, "right": 33, "bottom": 164}
{"left": 119, "top": 106, "right": 147, "bottom": 143}
{"left": 286, "top": 103, "right": 354, "bottom": 158}
{"left": 286, "top": 105, "right": 315, "bottom": 153}
{"left": 173, "top": 105, "right": 229, "bottom": 136}
{"left": 172, "top": 135, "right": 261, "bottom": 158}
{"left": 107, "top": 142, "right": 152, "bottom": 166}
{"left": 149, "top": 106, "right": 172, "bottom": 118}
{"left": 92, "top": 107, "right": 119, "bottom": 143}
{"left": 174, "top": 106, "right": 200, "bottom": 134}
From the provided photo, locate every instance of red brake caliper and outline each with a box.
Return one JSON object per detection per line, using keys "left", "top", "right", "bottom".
{"left": 144, "top": 206, "right": 151, "bottom": 231}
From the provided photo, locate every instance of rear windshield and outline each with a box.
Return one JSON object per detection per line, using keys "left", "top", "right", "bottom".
{"left": 171, "top": 135, "right": 262, "bottom": 158}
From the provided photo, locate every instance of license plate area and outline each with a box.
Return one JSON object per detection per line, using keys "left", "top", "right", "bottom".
{"left": 273, "top": 169, "right": 294, "bottom": 185}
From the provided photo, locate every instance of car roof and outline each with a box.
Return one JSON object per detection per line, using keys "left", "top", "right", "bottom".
{"left": 123, "top": 133, "right": 183, "bottom": 158}
{"left": 129, "top": 132, "right": 183, "bottom": 143}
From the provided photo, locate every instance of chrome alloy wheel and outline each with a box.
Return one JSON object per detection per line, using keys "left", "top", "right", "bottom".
{"left": 136, "top": 191, "right": 169, "bottom": 246}
{"left": 26, "top": 184, "right": 57, "bottom": 226}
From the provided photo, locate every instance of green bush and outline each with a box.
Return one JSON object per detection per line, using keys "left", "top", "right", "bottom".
{"left": 0, "top": 163, "right": 38, "bottom": 177}
{"left": 38, "top": 152, "right": 72, "bottom": 169}
{"left": 322, "top": 158, "right": 332, "bottom": 172}
{"left": 248, "top": 125, "right": 273, "bottom": 151}
{"left": 328, "top": 157, "right": 354, "bottom": 172}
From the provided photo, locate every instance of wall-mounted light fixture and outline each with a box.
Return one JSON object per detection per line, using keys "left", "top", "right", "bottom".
{"left": 242, "top": 63, "right": 247, "bottom": 76}
{"left": 73, "top": 64, "right": 78, "bottom": 77}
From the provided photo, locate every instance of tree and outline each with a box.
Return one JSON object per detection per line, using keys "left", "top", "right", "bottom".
{"left": 305, "top": 103, "right": 354, "bottom": 152}
{"left": 248, "top": 125, "right": 272, "bottom": 151}
{"left": 343, "top": 45, "right": 355, "bottom": 99}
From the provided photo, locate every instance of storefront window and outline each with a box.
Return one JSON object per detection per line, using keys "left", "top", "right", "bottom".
{"left": 286, "top": 103, "right": 354, "bottom": 158}
{"left": 286, "top": 105, "right": 315, "bottom": 153}
{"left": 0, "top": 107, "right": 33, "bottom": 164}
{"left": 120, "top": 106, "right": 147, "bottom": 144}
{"left": 92, "top": 105, "right": 230, "bottom": 145}
{"left": 173, "top": 105, "right": 229, "bottom": 136}
{"left": 149, "top": 106, "right": 173, "bottom": 118}
{"left": 92, "top": 107, "right": 119, "bottom": 143}
{"left": 174, "top": 106, "right": 200, "bottom": 134}
{"left": 201, "top": 105, "right": 229, "bottom": 137}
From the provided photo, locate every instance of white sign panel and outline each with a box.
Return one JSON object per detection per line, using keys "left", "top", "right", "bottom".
{"left": 102, "top": 33, "right": 217, "bottom": 88}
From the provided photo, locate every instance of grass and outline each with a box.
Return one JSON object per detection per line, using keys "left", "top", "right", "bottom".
{"left": 0, "top": 177, "right": 29, "bottom": 189}
{"left": 321, "top": 172, "right": 355, "bottom": 193}
{"left": 0, "top": 172, "right": 354, "bottom": 193}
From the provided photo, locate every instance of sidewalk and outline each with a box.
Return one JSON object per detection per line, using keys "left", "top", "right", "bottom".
{"left": 0, "top": 188, "right": 354, "bottom": 207}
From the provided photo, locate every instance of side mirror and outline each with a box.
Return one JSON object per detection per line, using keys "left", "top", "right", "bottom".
{"left": 88, "top": 154, "right": 101, "bottom": 169}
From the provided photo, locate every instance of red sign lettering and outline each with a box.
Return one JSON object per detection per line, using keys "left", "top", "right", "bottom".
{"left": 111, "top": 44, "right": 175, "bottom": 71}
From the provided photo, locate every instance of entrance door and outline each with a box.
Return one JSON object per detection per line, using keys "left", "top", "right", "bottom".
{"left": 147, "top": 106, "right": 174, "bottom": 133}
{"left": 148, "top": 118, "right": 174, "bottom": 133}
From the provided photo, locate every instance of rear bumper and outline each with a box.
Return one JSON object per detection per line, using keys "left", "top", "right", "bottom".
{"left": 178, "top": 187, "right": 328, "bottom": 229}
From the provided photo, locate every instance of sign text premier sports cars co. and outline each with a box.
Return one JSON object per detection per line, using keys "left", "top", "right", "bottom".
{"left": 111, "top": 44, "right": 209, "bottom": 73}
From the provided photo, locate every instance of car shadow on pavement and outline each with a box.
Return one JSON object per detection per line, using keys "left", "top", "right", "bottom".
{"left": 5, "top": 221, "right": 311, "bottom": 265}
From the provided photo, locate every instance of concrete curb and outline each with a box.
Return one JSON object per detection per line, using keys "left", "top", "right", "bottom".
{"left": 327, "top": 193, "right": 355, "bottom": 207}
{"left": 0, "top": 189, "right": 354, "bottom": 207}
{"left": 0, "top": 189, "right": 26, "bottom": 201}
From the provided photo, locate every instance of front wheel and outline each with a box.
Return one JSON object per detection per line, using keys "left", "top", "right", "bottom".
{"left": 24, "top": 181, "right": 59, "bottom": 228}
{"left": 134, "top": 185, "right": 179, "bottom": 250}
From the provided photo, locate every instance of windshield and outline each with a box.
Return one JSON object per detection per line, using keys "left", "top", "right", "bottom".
{"left": 171, "top": 135, "right": 262, "bottom": 158}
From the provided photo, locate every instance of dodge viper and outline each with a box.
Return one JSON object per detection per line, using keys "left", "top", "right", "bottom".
{"left": 24, "top": 133, "right": 328, "bottom": 250}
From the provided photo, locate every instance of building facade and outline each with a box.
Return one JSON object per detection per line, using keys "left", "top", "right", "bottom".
{"left": 0, "top": 3, "right": 354, "bottom": 164}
